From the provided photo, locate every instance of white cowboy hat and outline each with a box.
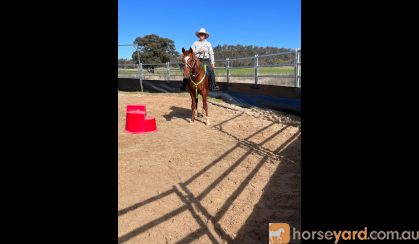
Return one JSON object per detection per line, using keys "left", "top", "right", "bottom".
{"left": 195, "top": 28, "right": 210, "bottom": 38}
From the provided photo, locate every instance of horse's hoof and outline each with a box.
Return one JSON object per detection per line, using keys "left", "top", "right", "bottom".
{"left": 198, "top": 113, "right": 203, "bottom": 118}
{"left": 189, "top": 120, "right": 194, "bottom": 125}
{"left": 206, "top": 118, "right": 210, "bottom": 126}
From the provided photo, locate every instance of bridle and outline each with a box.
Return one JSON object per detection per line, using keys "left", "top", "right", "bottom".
{"left": 184, "top": 54, "right": 203, "bottom": 80}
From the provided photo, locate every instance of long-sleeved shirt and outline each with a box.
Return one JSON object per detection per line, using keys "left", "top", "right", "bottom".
{"left": 191, "top": 40, "right": 215, "bottom": 65}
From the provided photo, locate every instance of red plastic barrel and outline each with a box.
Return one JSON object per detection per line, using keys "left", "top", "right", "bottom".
{"left": 125, "top": 104, "right": 157, "bottom": 134}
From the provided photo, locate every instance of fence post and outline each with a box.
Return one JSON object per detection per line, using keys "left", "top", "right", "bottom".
{"left": 254, "top": 54, "right": 259, "bottom": 87}
{"left": 166, "top": 62, "right": 170, "bottom": 81}
{"left": 135, "top": 47, "right": 143, "bottom": 92}
{"left": 138, "top": 63, "right": 143, "bottom": 92}
{"left": 226, "top": 58, "right": 230, "bottom": 86}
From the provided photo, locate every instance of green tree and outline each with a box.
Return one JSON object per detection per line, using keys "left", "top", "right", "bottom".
{"left": 132, "top": 34, "right": 179, "bottom": 64}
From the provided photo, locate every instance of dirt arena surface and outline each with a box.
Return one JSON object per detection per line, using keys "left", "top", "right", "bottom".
{"left": 118, "top": 92, "right": 301, "bottom": 243}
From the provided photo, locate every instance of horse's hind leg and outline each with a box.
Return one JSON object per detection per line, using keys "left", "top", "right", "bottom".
{"left": 195, "top": 97, "right": 200, "bottom": 118}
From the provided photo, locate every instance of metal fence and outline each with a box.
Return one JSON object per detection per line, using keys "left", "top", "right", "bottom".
{"left": 118, "top": 48, "right": 301, "bottom": 92}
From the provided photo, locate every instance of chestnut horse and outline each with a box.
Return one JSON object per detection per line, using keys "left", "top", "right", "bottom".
{"left": 181, "top": 47, "right": 210, "bottom": 125}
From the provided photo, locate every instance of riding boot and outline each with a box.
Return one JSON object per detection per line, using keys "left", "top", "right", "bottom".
{"left": 209, "top": 67, "right": 219, "bottom": 91}
{"left": 208, "top": 74, "right": 214, "bottom": 91}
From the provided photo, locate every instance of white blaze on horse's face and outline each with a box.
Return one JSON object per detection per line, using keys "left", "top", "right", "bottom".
{"left": 183, "top": 55, "right": 191, "bottom": 78}
{"left": 184, "top": 56, "right": 190, "bottom": 67}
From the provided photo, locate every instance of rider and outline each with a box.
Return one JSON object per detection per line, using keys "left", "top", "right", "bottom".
{"left": 180, "top": 27, "right": 220, "bottom": 91}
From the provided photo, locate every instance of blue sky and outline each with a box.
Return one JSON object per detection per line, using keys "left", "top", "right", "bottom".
{"left": 118, "top": 0, "right": 300, "bottom": 59}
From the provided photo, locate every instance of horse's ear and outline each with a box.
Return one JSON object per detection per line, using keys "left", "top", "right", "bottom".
{"left": 189, "top": 47, "right": 193, "bottom": 53}
{"left": 182, "top": 48, "right": 185, "bottom": 54}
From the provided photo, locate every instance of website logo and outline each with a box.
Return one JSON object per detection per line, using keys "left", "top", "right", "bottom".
{"left": 269, "top": 223, "right": 290, "bottom": 244}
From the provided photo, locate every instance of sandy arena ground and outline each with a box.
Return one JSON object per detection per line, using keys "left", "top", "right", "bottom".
{"left": 118, "top": 92, "right": 301, "bottom": 243}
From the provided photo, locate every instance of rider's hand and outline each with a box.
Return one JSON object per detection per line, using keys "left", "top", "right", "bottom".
{"left": 212, "top": 64, "right": 215, "bottom": 68}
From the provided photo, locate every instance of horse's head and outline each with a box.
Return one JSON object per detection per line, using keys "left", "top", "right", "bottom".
{"left": 181, "top": 47, "right": 196, "bottom": 79}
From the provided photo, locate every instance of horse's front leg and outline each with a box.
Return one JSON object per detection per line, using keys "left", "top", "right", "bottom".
{"left": 195, "top": 96, "right": 199, "bottom": 118}
{"left": 202, "top": 92, "right": 210, "bottom": 125}
{"left": 190, "top": 94, "right": 196, "bottom": 124}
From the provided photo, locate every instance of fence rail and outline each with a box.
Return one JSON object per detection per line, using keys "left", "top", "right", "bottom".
{"left": 118, "top": 48, "right": 301, "bottom": 92}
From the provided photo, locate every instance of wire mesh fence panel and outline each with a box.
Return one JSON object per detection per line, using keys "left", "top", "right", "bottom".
{"left": 118, "top": 64, "right": 138, "bottom": 78}
{"left": 118, "top": 44, "right": 139, "bottom": 78}
{"left": 118, "top": 48, "right": 301, "bottom": 87}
